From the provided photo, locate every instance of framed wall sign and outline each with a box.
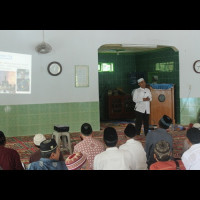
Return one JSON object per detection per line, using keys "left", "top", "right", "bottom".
{"left": 75, "top": 65, "right": 89, "bottom": 87}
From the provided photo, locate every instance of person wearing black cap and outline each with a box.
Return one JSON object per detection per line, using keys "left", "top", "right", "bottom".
{"left": 119, "top": 123, "right": 147, "bottom": 170}
{"left": 93, "top": 127, "right": 135, "bottom": 170}
{"left": 73, "top": 123, "right": 105, "bottom": 170}
{"left": 181, "top": 127, "right": 200, "bottom": 170}
{"left": 133, "top": 78, "right": 152, "bottom": 136}
{"left": 27, "top": 138, "right": 67, "bottom": 170}
{"left": 145, "top": 115, "right": 173, "bottom": 169}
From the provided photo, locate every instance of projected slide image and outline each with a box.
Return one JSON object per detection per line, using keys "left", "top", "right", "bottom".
{"left": 0, "top": 71, "right": 16, "bottom": 93}
{"left": 17, "top": 69, "right": 30, "bottom": 92}
{"left": 0, "top": 51, "right": 32, "bottom": 94}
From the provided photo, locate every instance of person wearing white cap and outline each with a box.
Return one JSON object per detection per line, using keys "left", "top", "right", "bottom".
{"left": 132, "top": 78, "right": 152, "bottom": 136}
{"left": 193, "top": 123, "right": 200, "bottom": 130}
{"left": 33, "top": 133, "right": 46, "bottom": 147}
{"left": 29, "top": 133, "right": 64, "bottom": 163}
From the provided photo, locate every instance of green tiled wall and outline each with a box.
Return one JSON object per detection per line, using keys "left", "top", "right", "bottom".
{"left": 180, "top": 98, "right": 200, "bottom": 125}
{"left": 0, "top": 102, "right": 100, "bottom": 137}
{"left": 98, "top": 48, "right": 180, "bottom": 123}
{"left": 98, "top": 53, "right": 136, "bottom": 120}
{"left": 135, "top": 47, "right": 180, "bottom": 123}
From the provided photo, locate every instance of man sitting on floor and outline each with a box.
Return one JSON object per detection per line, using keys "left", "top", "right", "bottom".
{"left": 145, "top": 115, "right": 173, "bottom": 169}
{"left": 182, "top": 123, "right": 200, "bottom": 155}
{"left": 73, "top": 123, "right": 105, "bottom": 170}
{"left": 149, "top": 140, "right": 185, "bottom": 170}
{"left": 27, "top": 138, "right": 67, "bottom": 170}
{"left": 0, "top": 131, "right": 24, "bottom": 170}
{"left": 93, "top": 127, "right": 136, "bottom": 170}
{"left": 119, "top": 123, "right": 147, "bottom": 170}
{"left": 181, "top": 127, "right": 200, "bottom": 170}
{"left": 29, "top": 133, "right": 64, "bottom": 163}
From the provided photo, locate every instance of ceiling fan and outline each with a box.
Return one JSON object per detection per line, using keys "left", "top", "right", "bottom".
{"left": 35, "top": 30, "right": 52, "bottom": 54}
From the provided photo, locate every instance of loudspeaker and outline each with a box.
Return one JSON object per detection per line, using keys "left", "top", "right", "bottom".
{"left": 54, "top": 125, "right": 69, "bottom": 132}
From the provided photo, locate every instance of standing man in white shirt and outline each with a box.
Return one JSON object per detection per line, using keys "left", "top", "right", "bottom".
{"left": 181, "top": 127, "right": 200, "bottom": 170}
{"left": 133, "top": 78, "right": 152, "bottom": 136}
{"left": 93, "top": 127, "right": 136, "bottom": 170}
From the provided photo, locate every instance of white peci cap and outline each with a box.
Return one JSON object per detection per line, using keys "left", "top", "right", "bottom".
{"left": 193, "top": 123, "right": 200, "bottom": 129}
{"left": 137, "top": 78, "right": 144, "bottom": 83}
{"left": 33, "top": 133, "right": 46, "bottom": 146}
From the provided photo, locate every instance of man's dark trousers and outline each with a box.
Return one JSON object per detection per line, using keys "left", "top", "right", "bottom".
{"left": 135, "top": 110, "right": 149, "bottom": 136}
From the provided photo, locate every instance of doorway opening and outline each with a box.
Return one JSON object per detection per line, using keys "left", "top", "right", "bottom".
{"left": 98, "top": 44, "right": 180, "bottom": 126}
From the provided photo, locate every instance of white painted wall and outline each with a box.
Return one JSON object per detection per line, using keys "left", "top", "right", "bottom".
{"left": 0, "top": 30, "right": 200, "bottom": 105}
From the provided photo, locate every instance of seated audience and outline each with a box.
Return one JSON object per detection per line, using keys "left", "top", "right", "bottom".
{"left": 181, "top": 127, "right": 200, "bottom": 170}
{"left": 73, "top": 123, "right": 105, "bottom": 170}
{"left": 29, "top": 133, "right": 64, "bottom": 163}
{"left": 181, "top": 123, "right": 200, "bottom": 154}
{"left": 119, "top": 123, "right": 147, "bottom": 170}
{"left": 182, "top": 123, "right": 200, "bottom": 155}
{"left": 93, "top": 127, "right": 136, "bottom": 170}
{"left": 65, "top": 152, "right": 90, "bottom": 170}
{"left": 0, "top": 131, "right": 24, "bottom": 170}
{"left": 27, "top": 138, "right": 67, "bottom": 170}
{"left": 29, "top": 133, "right": 46, "bottom": 163}
{"left": 149, "top": 140, "right": 186, "bottom": 170}
{"left": 145, "top": 115, "right": 173, "bottom": 168}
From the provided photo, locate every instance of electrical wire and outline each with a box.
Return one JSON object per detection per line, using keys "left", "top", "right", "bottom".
{"left": 180, "top": 86, "right": 191, "bottom": 114}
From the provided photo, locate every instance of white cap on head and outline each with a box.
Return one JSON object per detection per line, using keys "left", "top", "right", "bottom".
{"left": 33, "top": 133, "right": 46, "bottom": 146}
{"left": 137, "top": 78, "right": 144, "bottom": 83}
{"left": 193, "top": 123, "right": 200, "bottom": 129}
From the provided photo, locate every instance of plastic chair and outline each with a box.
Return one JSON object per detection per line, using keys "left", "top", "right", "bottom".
{"left": 52, "top": 131, "right": 72, "bottom": 154}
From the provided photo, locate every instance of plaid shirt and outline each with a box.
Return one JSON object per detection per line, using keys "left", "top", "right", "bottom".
{"left": 73, "top": 137, "right": 105, "bottom": 170}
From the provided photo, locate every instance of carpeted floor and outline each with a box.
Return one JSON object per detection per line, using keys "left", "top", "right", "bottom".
{"left": 5, "top": 121, "right": 187, "bottom": 168}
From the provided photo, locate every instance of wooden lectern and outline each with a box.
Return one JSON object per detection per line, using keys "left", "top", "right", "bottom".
{"left": 149, "top": 84, "right": 175, "bottom": 126}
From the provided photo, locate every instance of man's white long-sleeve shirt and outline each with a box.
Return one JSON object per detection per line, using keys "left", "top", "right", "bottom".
{"left": 181, "top": 143, "right": 200, "bottom": 170}
{"left": 132, "top": 87, "right": 152, "bottom": 114}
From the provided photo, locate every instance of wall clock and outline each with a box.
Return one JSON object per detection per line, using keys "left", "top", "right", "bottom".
{"left": 47, "top": 61, "right": 62, "bottom": 76}
{"left": 193, "top": 60, "right": 200, "bottom": 73}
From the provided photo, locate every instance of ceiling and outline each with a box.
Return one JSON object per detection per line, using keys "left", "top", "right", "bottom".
{"left": 98, "top": 44, "right": 176, "bottom": 54}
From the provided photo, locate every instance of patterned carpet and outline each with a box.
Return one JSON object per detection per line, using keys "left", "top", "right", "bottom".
{"left": 5, "top": 121, "right": 187, "bottom": 168}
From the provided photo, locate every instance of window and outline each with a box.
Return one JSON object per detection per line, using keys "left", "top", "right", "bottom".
{"left": 155, "top": 61, "right": 174, "bottom": 72}
{"left": 98, "top": 62, "right": 114, "bottom": 72}
{"left": 98, "top": 64, "right": 101, "bottom": 72}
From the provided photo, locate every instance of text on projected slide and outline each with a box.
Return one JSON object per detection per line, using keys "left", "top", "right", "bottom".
{"left": 0, "top": 51, "right": 32, "bottom": 94}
